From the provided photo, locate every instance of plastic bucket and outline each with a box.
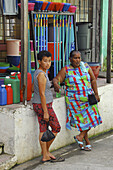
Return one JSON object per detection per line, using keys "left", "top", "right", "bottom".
{"left": 7, "top": 55, "right": 21, "bottom": 66}
{"left": 87, "top": 62, "right": 101, "bottom": 79}
{"left": 0, "top": 66, "right": 9, "bottom": 73}
{"left": 6, "top": 39, "right": 20, "bottom": 56}
{"left": 0, "top": 62, "right": 10, "bottom": 67}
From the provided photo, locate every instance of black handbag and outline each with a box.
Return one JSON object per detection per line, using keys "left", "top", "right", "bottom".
{"left": 41, "top": 123, "right": 55, "bottom": 142}
{"left": 88, "top": 93, "right": 98, "bottom": 105}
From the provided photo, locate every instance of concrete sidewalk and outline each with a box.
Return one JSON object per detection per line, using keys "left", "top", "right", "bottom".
{"left": 12, "top": 130, "right": 113, "bottom": 170}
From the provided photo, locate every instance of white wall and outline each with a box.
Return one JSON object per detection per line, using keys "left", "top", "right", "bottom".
{"left": 0, "top": 84, "right": 113, "bottom": 164}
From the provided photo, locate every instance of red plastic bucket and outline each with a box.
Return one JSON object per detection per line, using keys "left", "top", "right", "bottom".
{"left": 88, "top": 62, "right": 101, "bottom": 79}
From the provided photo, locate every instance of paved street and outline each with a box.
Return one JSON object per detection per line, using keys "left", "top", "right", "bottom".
{"left": 13, "top": 130, "right": 113, "bottom": 170}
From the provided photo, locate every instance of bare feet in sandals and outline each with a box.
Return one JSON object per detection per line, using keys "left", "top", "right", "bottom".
{"left": 84, "top": 145, "right": 92, "bottom": 151}
{"left": 84, "top": 133, "right": 91, "bottom": 151}
{"left": 48, "top": 152, "right": 56, "bottom": 160}
{"left": 74, "top": 135, "right": 84, "bottom": 150}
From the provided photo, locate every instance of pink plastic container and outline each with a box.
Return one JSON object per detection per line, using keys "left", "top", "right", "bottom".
{"left": 18, "top": 3, "right": 35, "bottom": 11}
{"left": 68, "top": 5, "right": 77, "bottom": 13}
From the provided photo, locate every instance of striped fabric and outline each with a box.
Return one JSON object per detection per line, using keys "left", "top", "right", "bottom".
{"left": 65, "top": 63, "right": 102, "bottom": 131}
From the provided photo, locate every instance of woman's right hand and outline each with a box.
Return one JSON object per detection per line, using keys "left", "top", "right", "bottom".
{"left": 44, "top": 112, "right": 49, "bottom": 122}
{"left": 95, "top": 94, "right": 100, "bottom": 102}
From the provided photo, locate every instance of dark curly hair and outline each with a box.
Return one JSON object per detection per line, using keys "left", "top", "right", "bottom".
{"left": 37, "top": 50, "right": 52, "bottom": 61}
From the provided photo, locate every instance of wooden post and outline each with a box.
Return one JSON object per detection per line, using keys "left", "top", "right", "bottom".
{"left": 107, "top": 0, "right": 112, "bottom": 83}
{"left": 21, "top": 0, "right": 28, "bottom": 105}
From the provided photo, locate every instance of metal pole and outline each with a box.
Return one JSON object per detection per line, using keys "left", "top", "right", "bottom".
{"left": 107, "top": 0, "right": 112, "bottom": 83}
{"left": 21, "top": 0, "right": 28, "bottom": 105}
{"left": 92, "top": 0, "right": 96, "bottom": 61}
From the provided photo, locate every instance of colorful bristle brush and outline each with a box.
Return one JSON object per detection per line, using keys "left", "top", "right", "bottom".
{"left": 48, "top": 2, "right": 55, "bottom": 11}
{"left": 34, "top": 1, "right": 43, "bottom": 11}
{"left": 62, "top": 3, "right": 71, "bottom": 12}
{"left": 59, "top": 3, "right": 64, "bottom": 12}
{"left": 41, "top": 1, "right": 48, "bottom": 11}
{"left": 45, "top": 1, "right": 51, "bottom": 11}
{"left": 68, "top": 5, "right": 77, "bottom": 13}
{"left": 53, "top": 2, "right": 61, "bottom": 12}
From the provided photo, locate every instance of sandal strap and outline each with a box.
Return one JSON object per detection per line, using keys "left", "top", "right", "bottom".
{"left": 85, "top": 145, "right": 91, "bottom": 148}
{"left": 74, "top": 136, "right": 83, "bottom": 145}
{"left": 78, "top": 141, "right": 83, "bottom": 145}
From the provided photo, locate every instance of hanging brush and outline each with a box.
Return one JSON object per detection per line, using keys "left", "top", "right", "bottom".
{"left": 62, "top": 3, "right": 71, "bottom": 12}
{"left": 34, "top": 1, "right": 43, "bottom": 11}
{"left": 59, "top": 3, "right": 64, "bottom": 12}
{"left": 41, "top": 1, "right": 48, "bottom": 11}
{"left": 45, "top": 2, "right": 51, "bottom": 11}
{"left": 48, "top": 2, "right": 55, "bottom": 12}
{"left": 53, "top": 2, "right": 61, "bottom": 12}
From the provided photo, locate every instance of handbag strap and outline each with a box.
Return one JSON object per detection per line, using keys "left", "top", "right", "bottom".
{"left": 47, "top": 122, "right": 49, "bottom": 130}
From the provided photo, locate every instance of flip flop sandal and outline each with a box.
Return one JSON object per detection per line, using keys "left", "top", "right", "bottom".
{"left": 50, "top": 156, "right": 56, "bottom": 160}
{"left": 50, "top": 157, "right": 65, "bottom": 163}
{"left": 74, "top": 136, "right": 84, "bottom": 150}
{"left": 41, "top": 159, "right": 51, "bottom": 163}
{"left": 84, "top": 145, "right": 92, "bottom": 151}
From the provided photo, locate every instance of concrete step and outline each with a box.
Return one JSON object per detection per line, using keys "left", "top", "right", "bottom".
{"left": 0, "top": 142, "right": 4, "bottom": 155}
{"left": 0, "top": 154, "right": 17, "bottom": 170}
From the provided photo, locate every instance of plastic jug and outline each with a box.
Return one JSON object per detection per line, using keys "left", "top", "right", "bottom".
{"left": 11, "top": 72, "right": 32, "bottom": 101}
{"left": 4, "top": 75, "right": 20, "bottom": 103}
{"left": 0, "top": 85, "right": 7, "bottom": 105}
{"left": 6, "top": 84, "right": 13, "bottom": 105}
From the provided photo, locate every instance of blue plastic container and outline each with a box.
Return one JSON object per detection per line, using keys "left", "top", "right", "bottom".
{"left": 0, "top": 85, "right": 7, "bottom": 105}
{"left": 7, "top": 55, "right": 20, "bottom": 66}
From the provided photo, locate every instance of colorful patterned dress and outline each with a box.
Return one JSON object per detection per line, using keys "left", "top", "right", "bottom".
{"left": 65, "top": 62, "right": 102, "bottom": 131}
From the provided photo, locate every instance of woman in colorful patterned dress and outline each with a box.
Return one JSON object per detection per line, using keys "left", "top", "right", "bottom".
{"left": 53, "top": 50, "right": 102, "bottom": 151}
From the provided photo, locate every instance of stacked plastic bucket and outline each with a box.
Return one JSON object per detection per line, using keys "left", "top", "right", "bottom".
{"left": 6, "top": 39, "right": 21, "bottom": 71}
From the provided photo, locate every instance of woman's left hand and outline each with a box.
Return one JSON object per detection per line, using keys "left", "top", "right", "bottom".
{"left": 54, "top": 83, "right": 61, "bottom": 92}
{"left": 95, "top": 94, "right": 100, "bottom": 102}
